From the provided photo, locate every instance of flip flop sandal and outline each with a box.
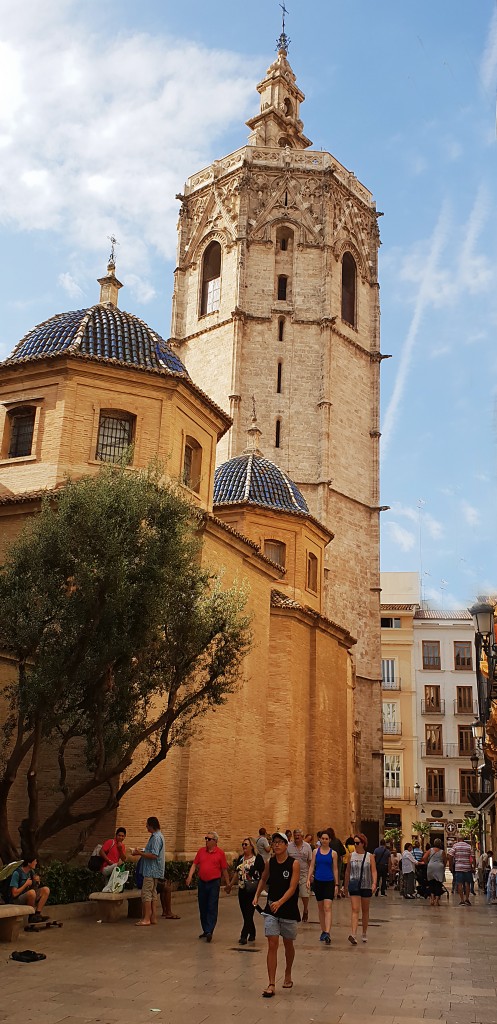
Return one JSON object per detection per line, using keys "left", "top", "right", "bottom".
{"left": 282, "top": 980, "right": 293, "bottom": 989}
{"left": 262, "top": 985, "right": 275, "bottom": 998}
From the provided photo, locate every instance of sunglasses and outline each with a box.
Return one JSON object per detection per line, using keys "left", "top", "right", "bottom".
{"left": 354, "top": 840, "right": 362, "bottom": 845}
{"left": 205, "top": 836, "right": 214, "bottom": 841}
{"left": 242, "top": 842, "right": 250, "bottom": 847}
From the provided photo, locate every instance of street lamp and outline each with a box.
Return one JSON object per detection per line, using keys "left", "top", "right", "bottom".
{"left": 414, "top": 782, "right": 420, "bottom": 805}
{"left": 470, "top": 602, "right": 495, "bottom": 638}
{"left": 472, "top": 720, "right": 485, "bottom": 744}
{"left": 469, "top": 600, "right": 497, "bottom": 727}
{"left": 470, "top": 750, "right": 479, "bottom": 777}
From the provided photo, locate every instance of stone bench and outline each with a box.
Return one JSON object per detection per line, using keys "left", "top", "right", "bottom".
{"left": 89, "top": 888, "right": 142, "bottom": 923}
{"left": 0, "top": 904, "right": 32, "bottom": 942}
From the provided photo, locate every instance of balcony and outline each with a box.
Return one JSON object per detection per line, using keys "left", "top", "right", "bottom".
{"left": 417, "top": 787, "right": 464, "bottom": 805}
{"left": 421, "top": 699, "right": 445, "bottom": 715}
{"left": 382, "top": 677, "right": 401, "bottom": 691}
{"left": 384, "top": 786, "right": 414, "bottom": 802}
{"left": 421, "top": 742, "right": 458, "bottom": 758}
{"left": 383, "top": 721, "right": 402, "bottom": 735}
{"left": 453, "top": 699, "right": 478, "bottom": 716}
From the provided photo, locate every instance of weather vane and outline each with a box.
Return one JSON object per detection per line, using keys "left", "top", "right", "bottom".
{"left": 108, "top": 234, "right": 119, "bottom": 265}
{"left": 276, "top": 2, "right": 290, "bottom": 52}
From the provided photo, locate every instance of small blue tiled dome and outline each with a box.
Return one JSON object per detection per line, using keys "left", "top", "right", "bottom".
{"left": 214, "top": 453, "right": 309, "bottom": 515}
{"left": 4, "top": 305, "right": 188, "bottom": 376}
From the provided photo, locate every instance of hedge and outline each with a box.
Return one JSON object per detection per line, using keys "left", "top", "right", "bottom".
{"left": 43, "top": 859, "right": 196, "bottom": 905}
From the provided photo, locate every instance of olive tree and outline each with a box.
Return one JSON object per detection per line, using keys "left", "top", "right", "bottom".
{"left": 0, "top": 465, "right": 251, "bottom": 861}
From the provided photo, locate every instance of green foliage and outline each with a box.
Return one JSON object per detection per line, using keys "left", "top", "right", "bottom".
{"left": 412, "top": 821, "right": 431, "bottom": 838}
{"left": 0, "top": 464, "right": 252, "bottom": 860}
{"left": 43, "top": 861, "right": 105, "bottom": 905}
{"left": 459, "top": 816, "right": 479, "bottom": 841}
{"left": 384, "top": 826, "right": 402, "bottom": 846}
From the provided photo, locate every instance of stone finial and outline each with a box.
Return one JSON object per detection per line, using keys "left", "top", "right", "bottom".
{"left": 97, "top": 259, "right": 123, "bottom": 307}
{"left": 243, "top": 399, "right": 264, "bottom": 456}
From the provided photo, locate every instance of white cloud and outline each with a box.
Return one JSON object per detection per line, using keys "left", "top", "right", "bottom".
{"left": 58, "top": 272, "right": 84, "bottom": 300}
{"left": 461, "top": 501, "right": 481, "bottom": 527}
{"left": 386, "top": 521, "right": 416, "bottom": 552}
{"left": 429, "top": 345, "right": 450, "bottom": 359}
{"left": 0, "top": 1, "right": 257, "bottom": 303}
{"left": 481, "top": 5, "right": 497, "bottom": 92}
{"left": 391, "top": 502, "right": 444, "bottom": 541}
{"left": 381, "top": 201, "right": 450, "bottom": 457}
{"left": 423, "top": 585, "right": 462, "bottom": 611}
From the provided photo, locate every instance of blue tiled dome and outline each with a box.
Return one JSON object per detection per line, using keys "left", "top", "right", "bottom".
{"left": 4, "top": 305, "right": 188, "bottom": 376}
{"left": 214, "top": 453, "right": 309, "bottom": 514}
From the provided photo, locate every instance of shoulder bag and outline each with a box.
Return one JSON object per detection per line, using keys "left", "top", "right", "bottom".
{"left": 348, "top": 852, "right": 367, "bottom": 895}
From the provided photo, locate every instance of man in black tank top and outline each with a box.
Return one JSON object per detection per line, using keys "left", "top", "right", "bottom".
{"left": 253, "top": 831, "right": 300, "bottom": 998}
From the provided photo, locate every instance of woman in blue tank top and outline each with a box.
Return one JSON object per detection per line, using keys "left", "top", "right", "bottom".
{"left": 307, "top": 831, "right": 338, "bottom": 944}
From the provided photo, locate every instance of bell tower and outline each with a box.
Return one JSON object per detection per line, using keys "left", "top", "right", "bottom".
{"left": 171, "top": 36, "right": 384, "bottom": 829}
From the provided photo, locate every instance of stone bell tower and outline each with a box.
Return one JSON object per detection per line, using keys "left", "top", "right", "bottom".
{"left": 170, "top": 33, "right": 384, "bottom": 830}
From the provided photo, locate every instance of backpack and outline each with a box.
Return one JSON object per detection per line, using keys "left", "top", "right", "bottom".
{"left": 87, "top": 844, "right": 104, "bottom": 872}
{"left": 0, "top": 861, "right": 23, "bottom": 904}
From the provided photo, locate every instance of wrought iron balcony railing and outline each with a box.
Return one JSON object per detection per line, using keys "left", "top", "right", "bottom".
{"left": 421, "top": 699, "right": 445, "bottom": 715}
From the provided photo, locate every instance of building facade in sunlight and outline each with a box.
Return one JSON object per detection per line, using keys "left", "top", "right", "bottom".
{"left": 171, "top": 39, "right": 384, "bottom": 834}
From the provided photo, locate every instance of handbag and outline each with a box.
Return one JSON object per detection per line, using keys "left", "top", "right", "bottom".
{"left": 348, "top": 852, "right": 367, "bottom": 895}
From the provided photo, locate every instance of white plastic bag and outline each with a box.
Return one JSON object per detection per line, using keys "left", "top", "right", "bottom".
{"left": 102, "top": 864, "right": 129, "bottom": 893}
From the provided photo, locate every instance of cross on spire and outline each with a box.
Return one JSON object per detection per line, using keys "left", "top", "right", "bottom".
{"left": 108, "top": 234, "right": 119, "bottom": 266}
{"left": 276, "top": 1, "right": 291, "bottom": 52}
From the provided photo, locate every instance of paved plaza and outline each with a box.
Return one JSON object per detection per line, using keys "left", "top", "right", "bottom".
{"left": 2, "top": 890, "right": 497, "bottom": 1024}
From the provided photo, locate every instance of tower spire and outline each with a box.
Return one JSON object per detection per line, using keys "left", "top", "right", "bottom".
{"left": 276, "top": 2, "right": 291, "bottom": 54}
{"left": 97, "top": 236, "right": 123, "bottom": 307}
{"left": 243, "top": 398, "right": 264, "bottom": 456}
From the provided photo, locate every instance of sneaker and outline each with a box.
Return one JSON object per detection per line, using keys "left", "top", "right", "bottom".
{"left": 205, "top": 933, "right": 212, "bottom": 943}
{"left": 465, "top": 900, "right": 471, "bottom": 906}
{"left": 319, "top": 931, "right": 326, "bottom": 941}
{"left": 362, "top": 935, "right": 368, "bottom": 943}
{"left": 324, "top": 933, "right": 331, "bottom": 945}
{"left": 238, "top": 937, "right": 247, "bottom": 945}
{"left": 348, "top": 934, "right": 358, "bottom": 945}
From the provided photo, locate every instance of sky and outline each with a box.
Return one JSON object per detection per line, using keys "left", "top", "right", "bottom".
{"left": 0, "top": 0, "right": 496, "bottom": 609}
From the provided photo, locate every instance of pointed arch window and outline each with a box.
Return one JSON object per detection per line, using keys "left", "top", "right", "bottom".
{"left": 278, "top": 318, "right": 285, "bottom": 341}
{"left": 200, "top": 240, "right": 221, "bottom": 316}
{"left": 277, "top": 361, "right": 282, "bottom": 393}
{"left": 307, "top": 552, "right": 318, "bottom": 593}
{"left": 341, "top": 252, "right": 357, "bottom": 327}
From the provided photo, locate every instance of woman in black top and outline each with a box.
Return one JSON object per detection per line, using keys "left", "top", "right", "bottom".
{"left": 233, "top": 837, "right": 265, "bottom": 943}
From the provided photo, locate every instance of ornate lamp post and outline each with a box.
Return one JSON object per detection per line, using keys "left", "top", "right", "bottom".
{"left": 469, "top": 602, "right": 497, "bottom": 724}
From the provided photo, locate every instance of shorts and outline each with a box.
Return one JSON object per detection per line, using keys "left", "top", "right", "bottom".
{"left": 263, "top": 915, "right": 298, "bottom": 940}
{"left": 298, "top": 879, "right": 309, "bottom": 899}
{"left": 12, "top": 889, "right": 38, "bottom": 906}
{"left": 348, "top": 886, "right": 373, "bottom": 899}
{"left": 141, "top": 876, "right": 159, "bottom": 901}
{"left": 455, "top": 871, "right": 473, "bottom": 886}
{"left": 313, "top": 880, "right": 335, "bottom": 902}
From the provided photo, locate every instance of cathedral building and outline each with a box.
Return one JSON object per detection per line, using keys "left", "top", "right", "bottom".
{"left": 171, "top": 38, "right": 384, "bottom": 832}
{"left": 0, "top": 37, "right": 383, "bottom": 858}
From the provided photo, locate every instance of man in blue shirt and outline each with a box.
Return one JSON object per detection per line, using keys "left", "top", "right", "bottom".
{"left": 131, "top": 816, "right": 165, "bottom": 927}
{"left": 10, "top": 858, "right": 50, "bottom": 922}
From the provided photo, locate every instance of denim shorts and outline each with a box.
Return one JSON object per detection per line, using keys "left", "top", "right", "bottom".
{"left": 263, "top": 914, "right": 298, "bottom": 940}
{"left": 455, "top": 871, "right": 473, "bottom": 886}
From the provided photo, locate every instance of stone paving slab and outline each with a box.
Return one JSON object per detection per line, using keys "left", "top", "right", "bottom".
{"left": 2, "top": 890, "right": 497, "bottom": 1023}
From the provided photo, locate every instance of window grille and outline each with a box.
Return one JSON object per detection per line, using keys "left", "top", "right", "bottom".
{"left": 96, "top": 412, "right": 134, "bottom": 462}
{"left": 8, "top": 407, "right": 36, "bottom": 458}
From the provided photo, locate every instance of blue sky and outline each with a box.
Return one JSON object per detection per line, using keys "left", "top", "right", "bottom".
{"left": 1, "top": 0, "right": 496, "bottom": 607}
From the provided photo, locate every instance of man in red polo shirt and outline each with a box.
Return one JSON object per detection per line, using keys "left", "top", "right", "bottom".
{"left": 186, "top": 830, "right": 231, "bottom": 942}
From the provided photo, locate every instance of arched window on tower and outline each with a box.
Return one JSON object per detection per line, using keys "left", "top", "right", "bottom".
{"left": 277, "top": 275, "right": 288, "bottom": 301}
{"left": 278, "top": 318, "right": 285, "bottom": 341}
{"left": 275, "top": 419, "right": 281, "bottom": 448}
{"left": 341, "top": 252, "right": 357, "bottom": 327}
{"left": 276, "top": 225, "right": 293, "bottom": 253}
{"left": 283, "top": 98, "right": 293, "bottom": 117}
{"left": 277, "top": 361, "right": 282, "bottom": 393}
{"left": 200, "top": 240, "right": 221, "bottom": 316}
{"left": 182, "top": 435, "right": 202, "bottom": 493}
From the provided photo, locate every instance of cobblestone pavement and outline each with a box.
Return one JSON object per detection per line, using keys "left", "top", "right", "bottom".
{"left": 2, "top": 889, "right": 497, "bottom": 1024}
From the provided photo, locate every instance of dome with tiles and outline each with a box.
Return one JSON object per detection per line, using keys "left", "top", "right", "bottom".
{"left": 3, "top": 261, "right": 188, "bottom": 377}
{"left": 214, "top": 416, "right": 309, "bottom": 515}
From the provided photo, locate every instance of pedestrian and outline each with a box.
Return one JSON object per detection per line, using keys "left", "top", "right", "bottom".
{"left": 99, "top": 827, "right": 127, "bottom": 878}
{"left": 344, "top": 832, "right": 377, "bottom": 944}
{"left": 253, "top": 831, "right": 300, "bottom": 998}
{"left": 423, "top": 838, "right": 447, "bottom": 907}
{"left": 412, "top": 840, "right": 423, "bottom": 863}
{"left": 307, "top": 829, "right": 337, "bottom": 944}
{"left": 285, "top": 830, "right": 293, "bottom": 842}
{"left": 304, "top": 833, "right": 314, "bottom": 846}
{"left": 185, "top": 830, "right": 231, "bottom": 942}
{"left": 9, "top": 857, "right": 50, "bottom": 923}
{"left": 389, "top": 847, "right": 400, "bottom": 889}
{"left": 158, "top": 879, "right": 180, "bottom": 920}
{"left": 288, "top": 828, "right": 312, "bottom": 922}
{"left": 234, "top": 837, "right": 265, "bottom": 944}
{"left": 341, "top": 835, "right": 355, "bottom": 896}
{"left": 401, "top": 843, "right": 417, "bottom": 899}
{"left": 326, "top": 827, "right": 346, "bottom": 898}
{"left": 256, "top": 827, "right": 271, "bottom": 863}
{"left": 131, "top": 816, "right": 165, "bottom": 927}
{"left": 373, "top": 838, "right": 390, "bottom": 897}
{"left": 448, "top": 837, "right": 474, "bottom": 906}
{"left": 477, "top": 850, "right": 488, "bottom": 892}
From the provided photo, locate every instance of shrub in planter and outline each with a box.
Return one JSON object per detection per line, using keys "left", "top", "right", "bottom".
{"left": 43, "top": 861, "right": 106, "bottom": 905}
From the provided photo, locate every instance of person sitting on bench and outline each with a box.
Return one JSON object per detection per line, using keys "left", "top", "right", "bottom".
{"left": 10, "top": 857, "right": 50, "bottom": 923}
